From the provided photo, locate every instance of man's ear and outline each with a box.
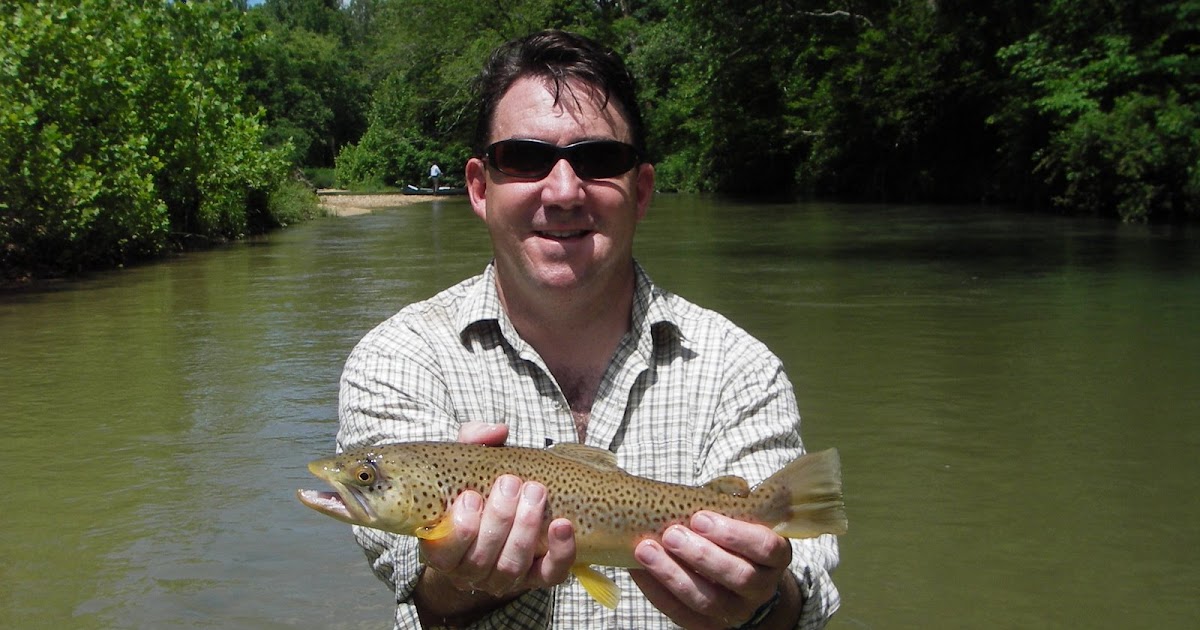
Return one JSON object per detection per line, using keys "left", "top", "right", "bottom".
{"left": 466, "top": 157, "right": 488, "bottom": 221}
{"left": 634, "top": 162, "right": 655, "bottom": 222}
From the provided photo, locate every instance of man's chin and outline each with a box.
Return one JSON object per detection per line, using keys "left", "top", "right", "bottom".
{"left": 530, "top": 266, "right": 591, "bottom": 291}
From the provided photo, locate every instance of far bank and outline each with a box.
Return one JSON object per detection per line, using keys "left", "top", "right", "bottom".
{"left": 317, "top": 190, "right": 443, "bottom": 216}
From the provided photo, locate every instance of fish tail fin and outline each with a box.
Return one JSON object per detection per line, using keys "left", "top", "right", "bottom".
{"left": 571, "top": 564, "right": 620, "bottom": 609}
{"left": 754, "top": 448, "right": 847, "bottom": 538}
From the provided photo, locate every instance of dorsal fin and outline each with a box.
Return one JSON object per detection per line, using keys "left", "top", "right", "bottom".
{"left": 547, "top": 443, "right": 622, "bottom": 471}
{"left": 703, "top": 475, "right": 751, "bottom": 497}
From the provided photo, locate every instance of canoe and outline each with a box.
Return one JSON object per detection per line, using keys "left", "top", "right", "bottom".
{"left": 403, "top": 184, "right": 466, "bottom": 196}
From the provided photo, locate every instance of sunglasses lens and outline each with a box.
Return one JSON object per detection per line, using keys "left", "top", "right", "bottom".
{"left": 491, "top": 140, "right": 556, "bottom": 178}
{"left": 487, "top": 140, "right": 640, "bottom": 179}
{"left": 570, "top": 142, "right": 639, "bottom": 179}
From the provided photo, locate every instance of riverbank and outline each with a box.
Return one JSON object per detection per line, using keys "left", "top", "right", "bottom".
{"left": 1, "top": 189, "right": 431, "bottom": 288}
{"left": 317, "top": 189, "right": 442, "bottom": 216}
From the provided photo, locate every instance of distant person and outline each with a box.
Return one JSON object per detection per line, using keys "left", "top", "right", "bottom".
{"left": 335, "top": 30, "right": 841, "bottom": 629}
{"left": 429, "top": 163, "right": 442, "bottom": 194}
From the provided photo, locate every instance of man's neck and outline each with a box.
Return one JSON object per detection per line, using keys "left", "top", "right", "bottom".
{"left": 494, "top": 264, "right": 636, "bottom": 350}
{"left": 493, "top": 265, "right": 636, "bottom": 440}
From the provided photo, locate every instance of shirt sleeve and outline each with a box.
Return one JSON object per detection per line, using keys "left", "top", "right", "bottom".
{"left": 702, "top": 333, "right": 841, "bottom": 630}
{"left": 336, "top": 317, "right": 459, "bottom": 451}
{"left": 335, "top": 317, "right": 556, "bottom": 629}
{"left": 334, "top": 318, "right": 451, "bottom": 627}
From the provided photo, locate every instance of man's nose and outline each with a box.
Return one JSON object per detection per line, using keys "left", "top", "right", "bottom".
{"left": 540, "top": 158, "right": 585, "bottom": 204}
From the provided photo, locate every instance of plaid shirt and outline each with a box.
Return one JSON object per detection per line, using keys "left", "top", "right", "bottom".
{"left": 336, "top": 262, "right": 840, "bottom": 629}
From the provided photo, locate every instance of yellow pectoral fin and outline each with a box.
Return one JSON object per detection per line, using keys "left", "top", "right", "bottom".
{"left": 414, "top": 518, "right": 455, "bottom": 541}
{"left": 571, "top": 564, "right": 620, "bottom": 610}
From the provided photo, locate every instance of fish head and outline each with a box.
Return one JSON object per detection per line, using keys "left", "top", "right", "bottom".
{"left": 297, "top": 450, "right": 434, "bottom": 535}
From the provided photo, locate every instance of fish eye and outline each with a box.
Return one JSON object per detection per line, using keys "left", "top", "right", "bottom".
{"left": 353, "top": 464, "right": 376, "bottom": 485}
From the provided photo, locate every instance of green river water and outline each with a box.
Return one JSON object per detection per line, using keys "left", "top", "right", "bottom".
{"left": 1, "top": 195, "right": 1197, "bottom": 629}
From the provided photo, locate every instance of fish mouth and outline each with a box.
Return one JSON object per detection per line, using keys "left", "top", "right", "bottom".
{"left": 297, "top": 464, "right": 378, "bottom": 525}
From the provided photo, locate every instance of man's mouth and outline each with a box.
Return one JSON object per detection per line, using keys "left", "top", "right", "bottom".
{"left": 535, "top": 229, "right": 591, "bottom": 240}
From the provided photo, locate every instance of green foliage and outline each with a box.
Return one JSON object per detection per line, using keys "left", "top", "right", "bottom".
{"left": 6, "top": 0, "right": 1199, "bottom": 282}
{"left": 268, "top": 177, "right": 327, "bottom": 226}
{"left": 338, "top": 0, "right": 646, "bottom": 190}
{"left": 1, "top": 0, "right": 290, "bottom": 279}
{"left": 260, "top": 0, "right": 350, "bottom": 38}
{"left": 334, "top": 125, "right": 471, "bottom": 189}
{"left": 2, "top": 0, "right": 168, "bottom": 273}
{"left": 242, "top": 4, "right": 369, "bottom": 166}
{"left": 1043, "top": 91, "right": 1199, "bottom": 221}
{"left": 995, "top": 0, "right": 1200, "bottom": 221}
{"left": 303, "top": 167, "right": 337, "bottom": 189}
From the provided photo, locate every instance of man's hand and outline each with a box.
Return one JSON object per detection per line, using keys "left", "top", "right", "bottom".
{"left": 413, "top": 423, "right": 577, "bottom": 626}
{"left": 631, "top": 511, "right": 801, "bottom": 630}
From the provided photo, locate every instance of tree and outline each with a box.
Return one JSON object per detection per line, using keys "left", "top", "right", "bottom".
{"left": 336, "top": 0, "right": 634, "bottom": 187}
{"left": 241, "top": 13, "right": 369, "bottom": 167}
{"left": 994, "top": 0, "right": 1200, "bottom": 221}
{"left": 1, "top": 0, "right": 292, "bottom": 279}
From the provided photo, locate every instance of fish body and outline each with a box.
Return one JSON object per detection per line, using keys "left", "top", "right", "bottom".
{"left": 297, "top": 441, "right": 846, "bottom": 608}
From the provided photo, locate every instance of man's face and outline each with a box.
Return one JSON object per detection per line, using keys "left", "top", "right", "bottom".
{"left": 466, "top": 76, "right": 654, "bottom": 298}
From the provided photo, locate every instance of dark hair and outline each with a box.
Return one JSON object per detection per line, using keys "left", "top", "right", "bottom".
{"left": 472, "top": 30, "right": 647, "bottom": 159}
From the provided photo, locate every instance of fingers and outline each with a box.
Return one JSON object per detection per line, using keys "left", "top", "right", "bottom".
{"left": 530, "top": 518, "right": 576, "bottom": 585}
{"left": 422, "top": 474, "right": 575, "bottom": 599}
{"left": 634, "top": 539, "right": 738, "bottom": 629}
{"left": 457, "top": 422, "right": 508, "bottom": 445}
{"left": 632, "top": 511, "right": 792, "bottom": 629}
{"left": 482, "top": 478, "right": 546, "bottom": 591}
{"left": 420, "top": 490, "right": 484, "bottom": 574}
{"left": 691, "top": 511, "right": 792, "bottom": 573}
{"left": 422, "top": 422, "right": 510, "bottom": 575}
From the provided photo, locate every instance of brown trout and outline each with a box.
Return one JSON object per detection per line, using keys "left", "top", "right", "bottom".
{"left": 297, "top": 441, "right": 846, "bottom": 609}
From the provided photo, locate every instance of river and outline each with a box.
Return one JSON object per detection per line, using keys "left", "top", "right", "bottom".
{"left": 1, "top": 195, "right": 1197, "bottom": 629}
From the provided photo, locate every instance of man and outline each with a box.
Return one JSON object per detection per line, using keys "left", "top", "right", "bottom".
{"left": 430, "top": 163, "right": 443, "bottom": 193}
{"left": 337, "top": 30, "right": 839, "bottom": 629}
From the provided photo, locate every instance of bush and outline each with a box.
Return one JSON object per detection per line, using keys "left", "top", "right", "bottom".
{"left": 334, "top": 127, "right": 469, "bottom": 190}
{"left": 1, "top": 0, "right": 292, "bottom": 279}
{"left": 303, "top": 168, "right": 337, "bottom": 189}
{"left": 1045, "top": 92, "right": 1199, "bottom": 222}
{"left": 267, "top": 178, "right": 326, "bottom": 227}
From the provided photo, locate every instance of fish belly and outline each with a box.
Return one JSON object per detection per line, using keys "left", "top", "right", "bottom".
{"left": 574, "top": 535, "right": 645, "bottom": 569}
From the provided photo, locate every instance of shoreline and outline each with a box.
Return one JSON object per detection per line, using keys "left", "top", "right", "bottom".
{"left": 317, "top": 190, "right": 444, "bottom": 216}
{"left": 1, "top": 190, "right": 449, "bottom": 288}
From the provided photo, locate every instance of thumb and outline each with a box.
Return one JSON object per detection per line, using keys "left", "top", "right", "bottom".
{"left": 457, "top": 422, "right": 508, "bottom": 446}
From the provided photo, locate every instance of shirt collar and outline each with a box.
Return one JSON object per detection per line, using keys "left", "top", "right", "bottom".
{"left": 631, "top": 261, "right": 684, "bottom": 345}
{"left": 456, "top": 261, "right": 506, "bottom": 338}
{"left": 456, "top": 261, "right": 683, "bottom": 349}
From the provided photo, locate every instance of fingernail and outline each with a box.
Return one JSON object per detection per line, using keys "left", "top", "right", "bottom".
{"left": 691, "top": 512, "right": 714, "bottom": 534}
{"left": 663, "top": 526, "right": 687, "bottom": 550}
{"left": 461, "top": 492, "right": 482, "bottom": 513}
{"left": 497, "top": 475, "right": 520, "bottom": 498}
{"left": 522, "top": 482, "right": 545, "bottom": 503}
{"left": 636, "top": 540, "right": 662, "bottom": 565}
{"left": 551, "top": 521, "right": 573, "bottom": 542}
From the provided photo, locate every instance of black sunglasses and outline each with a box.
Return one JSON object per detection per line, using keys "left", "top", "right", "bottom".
{"left": 484, "top": 139, "right": 642, "bottom": 180}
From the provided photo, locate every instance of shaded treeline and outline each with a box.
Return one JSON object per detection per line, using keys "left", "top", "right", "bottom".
{"left": 290, "top": 0, "right": 1197, "bottom": 222}
{"left": 3, "top": 1, "right": 1197, "bottom": 280}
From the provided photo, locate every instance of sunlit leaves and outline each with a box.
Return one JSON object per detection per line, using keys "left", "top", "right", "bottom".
{"left": 1, "top": 0, "right": 287, "bottom": 277}
{"left": 997, "top": 0, "right": 1200, "bottom": 221}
